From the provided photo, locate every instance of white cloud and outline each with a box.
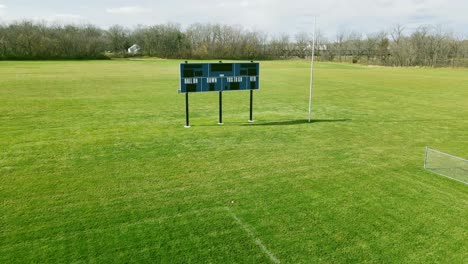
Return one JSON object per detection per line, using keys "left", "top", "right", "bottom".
{"left": 51, "top": 14, "right": 87, "bottom": 24}
{"left": 240, "top": 1, "right": 250, "bottom": 7}
{"left": 54, "top": 14, "right": 84, "bottom": 20}
{"left": 51, "top": 14, "right": 86, "bottom": 21}
{"left": 0, "top": 4, "right": 7, "bottom": 18}
{"left": 195, "top": 0, "right": 468, "bottom": 38}
{"left": 0, "top": 0, "right": 467, "bottom": 37}
{"left": 106, "top": 6, "right": 152, "bottom": 15}
{"left": 29, "top": 13, "right": 87, "bottom": 24}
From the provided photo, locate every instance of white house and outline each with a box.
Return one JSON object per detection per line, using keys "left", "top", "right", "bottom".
{"left": 128, "top": 44, "right": 141, "bottom": 54}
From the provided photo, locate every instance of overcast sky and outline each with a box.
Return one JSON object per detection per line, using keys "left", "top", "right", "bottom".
{"left": 0, "top": 0, "right": 467, "bottom": 38}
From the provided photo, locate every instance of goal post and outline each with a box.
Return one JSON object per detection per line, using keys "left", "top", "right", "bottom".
{"left": 424, "top": 147, "right": 468, "bottom": 184}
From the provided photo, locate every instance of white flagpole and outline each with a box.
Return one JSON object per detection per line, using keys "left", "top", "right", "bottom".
{"left": 308, "top": 17, "right": 317, "bottom": 123}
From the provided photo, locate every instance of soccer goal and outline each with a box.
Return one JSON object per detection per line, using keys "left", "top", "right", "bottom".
{"left": 424, "top": 147, "right": 468, "bottom": 184}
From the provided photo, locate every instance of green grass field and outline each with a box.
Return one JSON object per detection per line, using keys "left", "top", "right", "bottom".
{"left": 1, "top": 59, "right": 467, "bottom": 263}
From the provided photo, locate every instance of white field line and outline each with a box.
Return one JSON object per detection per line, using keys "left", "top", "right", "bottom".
{"left": 224, "top": 207, "right": 280, "bottom": 264}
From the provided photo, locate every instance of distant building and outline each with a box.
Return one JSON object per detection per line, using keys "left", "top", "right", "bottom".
{"left": 128, "top": 44, "right": 141, "bottom": 54}
{"left": 317, "top": 44, "right": 327, "bottom": 51}
{"left": 306, "top": 44, "right": 327, "bottom": 51}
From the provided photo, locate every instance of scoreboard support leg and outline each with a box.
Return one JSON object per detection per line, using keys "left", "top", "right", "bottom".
{"left": 218, "top": 92, "right": 224, "bottom": 125}
{"left": 248, "top": 90, "right": 255, "bottom": 123}
{"left": 184, "top": 93, "right": 191, "bottom": 128}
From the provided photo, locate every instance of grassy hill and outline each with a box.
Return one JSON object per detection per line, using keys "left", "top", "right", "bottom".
{"left": 1, "top": 59, "right": 467, "bottom": 263}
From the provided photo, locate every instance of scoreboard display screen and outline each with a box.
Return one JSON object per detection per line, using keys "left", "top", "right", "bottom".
{"left": 180, "top": 62, "right": 260, "bottom": 93}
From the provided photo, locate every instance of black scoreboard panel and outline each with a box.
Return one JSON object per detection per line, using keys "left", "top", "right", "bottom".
{"left": 180, "top": 62, "right": 259, "bottom": 93}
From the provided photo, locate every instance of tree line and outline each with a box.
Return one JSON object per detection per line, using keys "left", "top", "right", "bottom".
{"left": 1, "top": 21, "right": 467, "bottom": 67}
{"left": 0, "top": 21, "right": 107, "bottom": 59}
{"left": 322, "top": 25, "right": 468, "bottom": 67}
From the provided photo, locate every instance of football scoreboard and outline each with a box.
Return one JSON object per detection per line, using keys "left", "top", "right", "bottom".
{"left": 179, "top": 62, "right": 260, "bottom": 128}
{"left": 179, "top": 62, "right": 259, "bottom": 93}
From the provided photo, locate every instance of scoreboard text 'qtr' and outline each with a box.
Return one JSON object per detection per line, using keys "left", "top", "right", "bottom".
{"left": 180, "top": 62, "right": 260, "bottom": 93}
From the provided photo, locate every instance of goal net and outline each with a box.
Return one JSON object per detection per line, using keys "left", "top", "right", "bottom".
{"left": 424, "top": 147, "right": 468, "bottom": 184}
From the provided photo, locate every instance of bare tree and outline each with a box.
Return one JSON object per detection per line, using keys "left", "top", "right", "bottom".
{"left": 107, "top": 25, "right": 131, "bottom": 53}
{"left": 348, "top": 31, "right": 364, "bottom": 63}
{"left": 294, "top": 32, "right": 310, "bottom": 58}
{"left": 335, "top": 30, "right": 348, "bottom": 62}
{"left": 270, "top": 34, "right": 290, "bottom": 59}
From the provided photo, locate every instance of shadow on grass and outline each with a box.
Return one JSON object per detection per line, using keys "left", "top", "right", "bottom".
{"left": 244, "top": 119, "right": 352, "bottom": 126}
{"left": 352, "top": 119, "right": 468, "bottom": 123}
{"left": 191, "top": 118, "right": 465, "bottom": 127}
